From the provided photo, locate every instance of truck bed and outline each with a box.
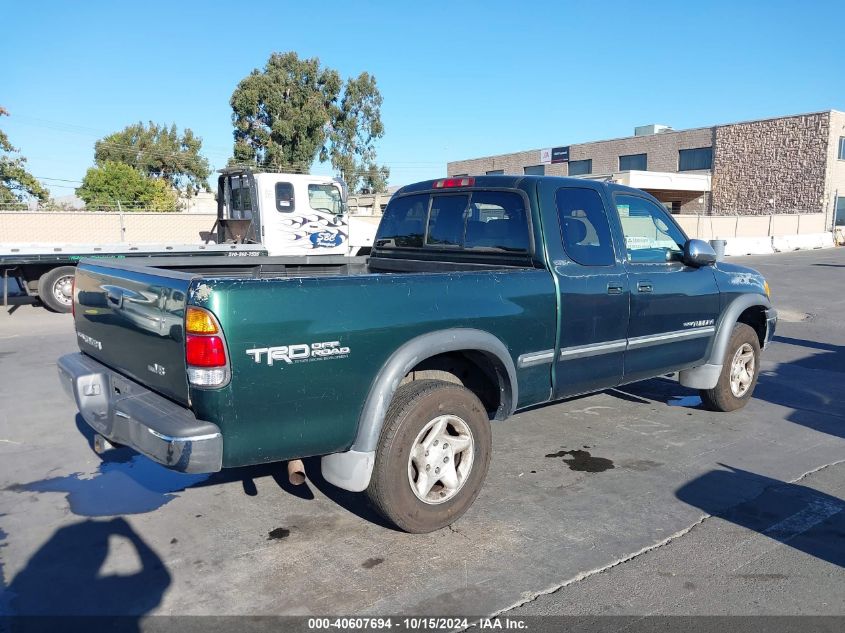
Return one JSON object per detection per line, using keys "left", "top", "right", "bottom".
{"left": 124, "top": 252, "right": 538, "bottom": 280}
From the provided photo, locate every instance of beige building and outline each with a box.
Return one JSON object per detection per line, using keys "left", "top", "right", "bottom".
{"left": 448, "top": 110, "right": 845, "bottom": 229}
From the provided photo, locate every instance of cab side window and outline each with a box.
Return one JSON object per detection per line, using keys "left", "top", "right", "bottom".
{"left": 555, "top": 188, "right": 615, "bottom": 266}
{"left": 615, "top": 194, "right": 686, "bottom": 263}
{"left": 275, "top": 182, "right": 295, "bottom": 213}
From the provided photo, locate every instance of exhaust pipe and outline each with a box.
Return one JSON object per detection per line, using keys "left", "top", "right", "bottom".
{"left": 93, "top": 434, "right": 114, "bottom": 454}
{"left": 287, "top": 459, "right": 306, "bottom": 486}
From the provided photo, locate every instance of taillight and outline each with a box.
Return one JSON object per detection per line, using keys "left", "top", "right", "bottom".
{"left": 186, "top": 335, "right": 226, "bottom": 366}
{"left": 185, "top": 306, "right": 230, "bottom": 388}
{"left": 433, "top": 177, "right": 475, "bottom": 188}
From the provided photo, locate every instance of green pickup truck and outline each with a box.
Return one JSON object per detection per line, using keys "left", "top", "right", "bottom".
{"left": 58, "top": 175, "right": 777, "bottom": 533}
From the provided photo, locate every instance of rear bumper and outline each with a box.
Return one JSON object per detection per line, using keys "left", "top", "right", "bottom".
{"left": 57, "top": 353, "right": 222, "bottom": 473}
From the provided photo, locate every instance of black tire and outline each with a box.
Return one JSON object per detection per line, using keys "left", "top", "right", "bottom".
{"left": 37, "top": 266, "right": 76, "bottom": 313}
{"left": 699, "top": 323, "right": 761, "bottom": 412}
{"left": 366, "top": 379, "right": 492, "bottom": 533}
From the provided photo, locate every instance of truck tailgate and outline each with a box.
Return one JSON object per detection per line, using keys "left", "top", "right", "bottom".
{"left": 73, "top": 261, "right": 194, "bottom": 405}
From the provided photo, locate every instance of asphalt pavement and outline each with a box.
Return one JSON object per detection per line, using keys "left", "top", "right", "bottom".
{"left": 0, "top": 247, "right": 843, "bottom": 620}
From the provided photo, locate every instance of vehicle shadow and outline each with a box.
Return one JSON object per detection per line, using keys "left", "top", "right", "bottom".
{"left": 10, "top": 415, "right": 400, "bottom": 530}
{"left": 612, "top": 335, "right": 845, "bottom": 440}
{"left": 302, "top": 456, "right": 400, "bottom": 531}
{"left": 609, "top": 377, "right": 703, "bottom": 409}
{"left": 4, "top": 415, "right": 316, "bottom": 518}
{"left": 73, "top": 413, "right": 315, "bottom": 499}
{"left": 676, "top": 465, "right": 845, "bottom": 568}
{"left": 3, "top": 517, "right": 170, "bottom": 621}
{"left": 68, "top": 414, "right": 397, "bottom": 528}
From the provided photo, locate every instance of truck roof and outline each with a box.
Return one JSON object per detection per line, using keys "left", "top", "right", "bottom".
{"left": 395, "top": 175, "right": 649, "bottom": 198}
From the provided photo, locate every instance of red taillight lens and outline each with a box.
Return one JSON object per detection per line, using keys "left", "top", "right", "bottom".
{"left": 433, "top": 177, "right": 475, "bottom": 188}
{"left": 186, "top": 335, "right": 227, "bottom": 367}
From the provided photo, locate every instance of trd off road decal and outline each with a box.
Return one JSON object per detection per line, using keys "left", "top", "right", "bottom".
{"left": 246, "top": 341, "right": 351, "bottom": 366}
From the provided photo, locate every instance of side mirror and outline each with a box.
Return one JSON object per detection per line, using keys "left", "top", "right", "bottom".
{"left": 683, "top": 239, "right": 717, "bottom": 267}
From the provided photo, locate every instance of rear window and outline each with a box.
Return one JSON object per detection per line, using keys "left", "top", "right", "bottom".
{"left": 375, "top": 191, "right": 529, "bottom": 252}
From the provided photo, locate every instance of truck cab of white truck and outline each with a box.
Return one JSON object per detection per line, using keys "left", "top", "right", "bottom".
{"left": 217, "top": 169, "right": 378, "bottom": 257}
{"left": 1, "top": 169, "right": 381, "bottom": 312}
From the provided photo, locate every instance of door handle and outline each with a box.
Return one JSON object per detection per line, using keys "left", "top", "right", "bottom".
{"left": 607, "top": 283, "right": 623, "bottom": 295}
{"left": 637, "top": 281, "right": 653, "bottom": 293}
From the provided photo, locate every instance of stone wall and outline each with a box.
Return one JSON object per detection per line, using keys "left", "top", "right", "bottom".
{"left": 711, "top": 112, "right": 830, "bottom": 215}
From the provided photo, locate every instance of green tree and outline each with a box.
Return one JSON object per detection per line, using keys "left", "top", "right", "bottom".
{"left": 328, "top": 72, "right": 389, "bottom": 193}
{"left": 76, "top": 161, "right": 178, "bottom": 211}
{"left": 230, "top": 52, "right": 389, "bottom": 192}
{"left": 0, "top": 107, "right": 50, "bottom": 206}
{"left": 94, "top": 122, "right": 211, "bottom": 195}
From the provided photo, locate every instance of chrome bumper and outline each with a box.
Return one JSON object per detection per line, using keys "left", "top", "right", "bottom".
{"left": 57, "top": 353, "right": 223, "bottom": 473}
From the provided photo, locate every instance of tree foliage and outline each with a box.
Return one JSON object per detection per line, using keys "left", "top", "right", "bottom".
{"left": 95, "top": 122, "right": 211, "bottom": 195}
{"left": 230, "top": 52, "right": 389, "bottom": 193}
{"left": 328, "top": 72, "right": 389, "bottom": 193}
{"left": 0, "top": 107, "right": 50, "bottom": 206}
{"left": 76, "top": 161, "right": 178, "bottom": 211}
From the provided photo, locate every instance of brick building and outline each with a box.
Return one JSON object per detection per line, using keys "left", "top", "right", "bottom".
{"left": 447, "top": 110, "right": 845, "bottom": 227}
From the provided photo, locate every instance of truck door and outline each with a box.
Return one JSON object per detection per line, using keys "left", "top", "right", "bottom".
{"left": 260, "top": 179, "right": 349, "bottom": 256}
{"left": 551, "top": 186, "right": 629, "bottom": 398}
{"left": 612, "top": 193, "right": 720, "bottom": 382}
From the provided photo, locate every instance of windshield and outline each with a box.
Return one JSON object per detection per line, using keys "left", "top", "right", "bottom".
{"left": 308, "top": 184, "right": 345, "bottom": 215}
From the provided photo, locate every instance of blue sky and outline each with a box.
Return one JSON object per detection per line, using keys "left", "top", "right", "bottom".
{"left": 3, "top": 0, "right": 844, "bottom": 197}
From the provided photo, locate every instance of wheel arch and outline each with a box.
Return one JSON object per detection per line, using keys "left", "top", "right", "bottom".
{"left": 680, "top": 293, "right": 772, "bottom": 389}
{"left": 351, "top": 328, "right": 518, "bottom": 454}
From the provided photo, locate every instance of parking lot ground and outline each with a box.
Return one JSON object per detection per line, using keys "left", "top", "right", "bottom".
{"left": 0, "top": 248, "right": 843, "bottom": 618}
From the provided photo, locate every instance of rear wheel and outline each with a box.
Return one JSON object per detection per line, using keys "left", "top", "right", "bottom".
{"left": 366, "top": 379, "right": 492, "bottom": 533}
{"left": 699, "top": 323, "right": 761, "bottom": 412}
{"left": 37, "top": 266, "right": 75, "bottom": 313}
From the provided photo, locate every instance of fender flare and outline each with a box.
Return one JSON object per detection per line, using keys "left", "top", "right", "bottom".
{"left": 679, "top": 294, "right": 772, "bottom": 389}
{"left": 352, "top": 328, "right": 518, "bottom": 454}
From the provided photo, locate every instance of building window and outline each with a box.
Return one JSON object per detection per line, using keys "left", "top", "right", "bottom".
{"left": 679, "top": 147, "right": 713, "bottom": 171}
{"left": 839, "top": 137, "right": 845, "bottom": 160}
{"left": 450, "top": 173, "right": 469, "bottom": 178}
{"left": 524, "top": 165, "right": 545, "bottom": 176}
{"left": 836, "top": 197, "right": 845, "bottom": 226}
{"left": 568, "top": 159, "right": 592, "bottom": 176}
{"left": 619, "top": 153, "right": 647, "bottom": 171}
{"left": 486, "top": 169, "right": 504, "bottom": 175}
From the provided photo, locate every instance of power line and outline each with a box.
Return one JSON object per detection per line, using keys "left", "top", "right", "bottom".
{"left": 34, "top": 176, "right": 82, "bottom": 184}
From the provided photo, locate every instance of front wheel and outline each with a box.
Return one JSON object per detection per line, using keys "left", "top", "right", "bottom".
{"left": 366, "top": 379, "right": 492, "bottom": 533}
{"left": 699, "top": 323, "right": 761, "bottom": 412}
{"left": 37, "top": 266, "right": 76, "bottom": 313}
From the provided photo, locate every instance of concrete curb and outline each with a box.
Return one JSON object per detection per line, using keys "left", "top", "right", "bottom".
{"left": 723, "top": 232, "right": 836, "bottom": 256}
{"left": 772, "top": 232, "right": 836, "bottom": 252}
